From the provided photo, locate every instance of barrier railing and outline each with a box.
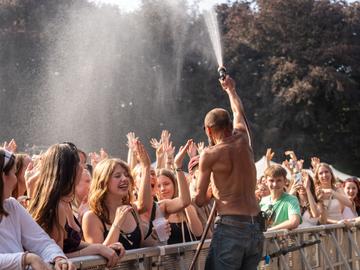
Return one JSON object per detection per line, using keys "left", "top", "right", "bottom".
{"left": 70, "top": 223, "right": 360, "bottom": 269}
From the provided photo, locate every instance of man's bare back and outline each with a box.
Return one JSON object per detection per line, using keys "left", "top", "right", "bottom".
{"left": 202, "top": 127, "right": 259, "bottom": 216}
{"left": 194, "top": 74, "right": 264, "bottom": 270}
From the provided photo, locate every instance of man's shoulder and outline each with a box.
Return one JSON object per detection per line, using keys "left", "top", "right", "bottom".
{"left": 281, "top": 193, "right": 300, "bottom": 205}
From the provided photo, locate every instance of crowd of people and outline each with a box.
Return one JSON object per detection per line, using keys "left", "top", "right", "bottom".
{"left": 1, "top": 75, "right": 359, "bottom": 270}
{"left": 256, "top": 149, "right": 360, "bottom": 231}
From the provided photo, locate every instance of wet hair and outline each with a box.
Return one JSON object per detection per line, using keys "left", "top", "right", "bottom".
{"left": 204, "top": 108, "right": 232, "bottom": 132}
{"left": 343, "top": 177, "right": 360, "bottom": 213}
{"left": 264, "top": 164, "right": 287, "bottom": 179}
{"left": 89, "top": 158, "right": 134, "bottom": 225}
{"left": 0, "top": 149, "right": 16, "bottom": 218}
{"left": 28, "top": 143, "right": 80, "bottom": 235}
{"left": 313, "top": 163, "right": 336, "bottom": 189}
{"left": 157, "top": 168, "right": 178, "bottom": 199}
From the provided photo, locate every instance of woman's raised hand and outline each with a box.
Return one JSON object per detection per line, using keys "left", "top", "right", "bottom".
{"left": 3, "top": 138, "right": 17, "bottom": 153}
{"left": 174, "top": 139, "right": 193, "bottom": 169}
{"left": 126, "top": 132, "right": 138, "bottom": 150}
{"left": 134, "top": 140, "right": 151, "bottom": 167}
{"left": 265, "top": 148, "right": 275, "bottom": 162}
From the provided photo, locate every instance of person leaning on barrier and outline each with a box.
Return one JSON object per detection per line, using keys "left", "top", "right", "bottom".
{"left": 314, "top": 163, "right": 352, "bottom": 224}
{"left": 0, "top": 148, "right": 76, "bottom": 270}
{"left": 260, "top": 165, "right": 301, "bottom": 231}
{"left": 83, "top": 140, "right": 152, "bottom": 250}
{"left": 193, "top": 74, "right": 265, "bottom": 270}
{"left": 28, "top": 143, "right": 124, "bottom": 268}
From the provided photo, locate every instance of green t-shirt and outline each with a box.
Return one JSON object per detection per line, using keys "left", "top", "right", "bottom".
{"left": 259, "top": 193, "right": 301, "bottom": 227}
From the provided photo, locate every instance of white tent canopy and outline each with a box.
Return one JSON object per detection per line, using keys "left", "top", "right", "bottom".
{"left": 255, "top": 156, "right": 358, "bottom": 181}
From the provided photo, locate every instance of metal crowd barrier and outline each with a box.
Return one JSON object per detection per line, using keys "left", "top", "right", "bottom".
{"left": 70, "top": 223, "right": 360, "bottom": 270}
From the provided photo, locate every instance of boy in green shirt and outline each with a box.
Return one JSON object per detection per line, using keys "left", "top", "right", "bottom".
{"left": 260, "top": 165, "right": 301, "bottom": 231}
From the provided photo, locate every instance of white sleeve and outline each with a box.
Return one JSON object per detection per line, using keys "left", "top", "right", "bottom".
{"left": 0, "top": 253, "right": 23, "bottom": 270}
{"left": 13, "top": 199, "right": 65, "bottom": 262}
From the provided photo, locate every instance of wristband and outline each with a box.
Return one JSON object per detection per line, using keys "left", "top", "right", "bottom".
{"left": 175, "top": 167, "right": 183, "bottom": 172}
{"left": 22, "top": 251, "right": 29, "bottom": 270}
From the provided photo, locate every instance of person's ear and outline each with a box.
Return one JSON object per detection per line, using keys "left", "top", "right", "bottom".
{"left": 206, "top": 126, "right": 212, "bottom": 136}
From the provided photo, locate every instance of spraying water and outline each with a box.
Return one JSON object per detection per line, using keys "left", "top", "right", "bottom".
{"left": 203, "top": 7, "right": 223, "bottom": 68}
{"left": 0, "top": 0, "right": 226, "bottom": 157}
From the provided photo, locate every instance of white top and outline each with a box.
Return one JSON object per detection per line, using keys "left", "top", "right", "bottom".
{"left": 324, "top": 198, "right": 343, "bottom": 221}
{"left": 0, "top": 198, "right": 65, "bottom": 269}
{"left": 343, "top": 206, "right": 358, "bottom": 219}
{"left": 299, "top": 210, "right": 319, "bottom": 228}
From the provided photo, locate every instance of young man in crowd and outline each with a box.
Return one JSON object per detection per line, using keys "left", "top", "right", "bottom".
{"left": 260, "top": 164, "right": 301, "bottom": 231}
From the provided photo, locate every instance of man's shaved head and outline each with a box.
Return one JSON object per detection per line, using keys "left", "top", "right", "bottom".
{"left": 204, "top": 108, "right": 232, "bottom": 132}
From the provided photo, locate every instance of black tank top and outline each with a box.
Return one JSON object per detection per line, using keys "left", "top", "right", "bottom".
{"left": 63, "top": 216, "right": 82, "bottom": 253}
{"left": 101, "top": 209, "right": 141, "bottom": 250}
{"left": 167, "top": 221, "right": 196, "bottom": 245}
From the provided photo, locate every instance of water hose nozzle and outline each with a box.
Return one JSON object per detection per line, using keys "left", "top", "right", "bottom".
{"left": 218, "top": 66, "right": 226, "bottom": 80}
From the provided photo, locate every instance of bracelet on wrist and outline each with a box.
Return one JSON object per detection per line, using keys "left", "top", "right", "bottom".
{"left": 22, "top": 251, "right": 29, "bottom": 270}
{"left": 175, "top": 167, "right": 183, "bottom": 172}
{"left": 112, "top": 223, "right": 122, "bottom": 230}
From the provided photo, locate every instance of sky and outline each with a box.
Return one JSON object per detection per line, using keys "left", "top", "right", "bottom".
{"left": 89, "top": 0, "right": 358, "bottom": 13}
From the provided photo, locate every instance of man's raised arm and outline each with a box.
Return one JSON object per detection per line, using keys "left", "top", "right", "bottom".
{"left": 219, "top": 75, "right": 251, "bottom": 145}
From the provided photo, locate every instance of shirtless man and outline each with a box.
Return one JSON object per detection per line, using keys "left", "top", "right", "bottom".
{"left": 193, "top": 74, "right": 264, "bottom": 270}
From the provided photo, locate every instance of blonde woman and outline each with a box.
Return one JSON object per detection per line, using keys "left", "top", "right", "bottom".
{"left": 82, "top": 140, "right": 152, "bottom": 249}
{"left": 157, "top": 140, "right": 203, "bottom": 244}
{"left": 314, "top": 163, "right": 352, "bottom": 224}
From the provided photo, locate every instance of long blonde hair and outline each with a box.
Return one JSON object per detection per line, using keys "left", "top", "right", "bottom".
{"left": 314, "top": 162, "right": 336, "bottom": 189}
{"left": 89, "top": 159, "right": 134, "bottom": 224}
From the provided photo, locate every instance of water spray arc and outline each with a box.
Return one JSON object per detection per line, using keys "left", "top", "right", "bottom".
{"left": 189, "top": 7, "right": 226, "bottom": 270}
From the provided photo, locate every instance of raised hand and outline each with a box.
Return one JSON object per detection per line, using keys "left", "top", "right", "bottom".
{"left": 174, "top": 139, "right": 193, "bottom": 169}
{"left": 265, "top": 148, "right": 275, "bottom": 162}
{"left": 161, "top": 130, "right": 171, "bottom": 146}
{"left": 284, "top": 150, "right": 298, "bottom": 161}
{"left": 100, "top": 148, "right": 108, "bottom": 160}
{"left": 282, "top": 160, "right": 292, "bottom": 172}
{"left": 3, "top": 138, "right": 17, "bottom": 153}
{"left": 88, "top": 152, "right": 101, "bottom": 168}
{"left": 134, "top": 140, "right": 151, "bottom": 167}
{"left": 126, "top": 132, "right": 138, "bottom": 150}
{"left": 150, "top": 137, "right": 164, "bottom": 158}
{"left": 302, "top": 170, "right": 311, "bottom": 190}
{"left": 197, "top": 142, "right": 205, "bottom": 155}
{"left": 164, "top": 141, "right": 175, "bottom": 157}
{"left": 150, "top": 138, "right": 162, "bottom": 150}
{"left": 187, "top": 141, "right": 198, "bottom": 158}
{"left": 219, "top": 75, "right": 236, "bottom": 94}
{"left": 311, "top": 157, "right": 321, "bottom": 172}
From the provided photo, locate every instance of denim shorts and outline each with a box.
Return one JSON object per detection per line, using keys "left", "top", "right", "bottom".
{"left": 205, "top": 215, "right": 265, "bottom": 270}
